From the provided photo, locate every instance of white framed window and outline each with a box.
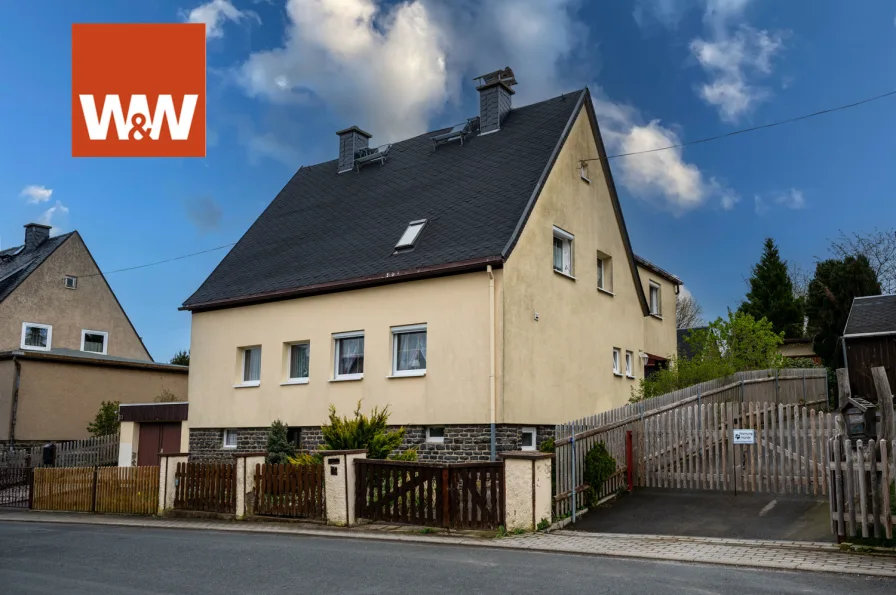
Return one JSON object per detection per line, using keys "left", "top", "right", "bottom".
{"left": 80, "top": 329, "right": 108, "bottom": 355}
{"left": 597, "top": 252, "right": 613, "bottom": 293}
{"left": 238, "top": 347, "right": 261, "bottom": 386}
{"left": 612, "top": 348, "right": 621, "bottom": 376}
{"left": 287, "top": 342, "right": 310, "bottom": 382}
{"left": 649, "top": 282, "right": 662, "bottom": 316}
{"left": 64, "top": 275, "right": 78, "bottom": 289}
{"left": 625, "top": 350, "right": 634, "bottom": 378}
{"left": 552, "top": 226, "right": 574, "bottom": 276}
{"left": 334, "top": 331, "right": 364, "bottom": 380}
{"left": 426, "top": 426, "right": 445, "bottom": 443}
{"left": 223, "top": 430, "right": 238, "bottom": 449}
{"left": 20, "top": 322, "right": 52, "bottom": 351}
{"left": 395, "top": 219, "right": 427, "bottom": 250}
{"left": 391, "top": 324, "right": 427, "bottom": 376}
{"left": 521, "top": 427, "right": 537, "bottom": 451}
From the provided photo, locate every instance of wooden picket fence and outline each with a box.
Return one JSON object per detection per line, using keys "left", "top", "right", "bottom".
{"left": 32, "top": 468, "right": 96, "bottom": 512}
{"left": 94, "top": 466, "right": 159, "bottom": 515}
{"left": 0, "top": 433, "right": 119, "bottom": 468}
{"left": 174, "top": 462, "right": 236, "bottom": 514}
{"left": 643, "top": 402, "right": 837, "bottom": 494}
{"left": 828, "top": 438, "right": 894, "bottom": 540}
{"left": 253, "top": 463, "right": 325, "bottom": 519}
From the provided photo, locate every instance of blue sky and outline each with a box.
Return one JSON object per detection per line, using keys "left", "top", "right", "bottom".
{"left": 2, "top": 0, "right": 895, "bottom": 362}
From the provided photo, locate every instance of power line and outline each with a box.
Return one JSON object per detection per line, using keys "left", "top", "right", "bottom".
{"left": 582, "top": 88, "right": 896, "bottom": 163}
{"left": 82, "top": 242, "right": 236, "bottom": 277}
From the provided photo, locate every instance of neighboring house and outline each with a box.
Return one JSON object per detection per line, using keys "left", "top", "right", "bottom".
{"left": 779, "top": 337, "right": 821, "bottom": 365}
{"left": 0, "top": 223, "right": 188, "bottom": 446}
{"left": 843, "top": 294, "right": 896, "bottom": 401}
{"left": 182, "top": 68, "right": 681, "bottom": 462}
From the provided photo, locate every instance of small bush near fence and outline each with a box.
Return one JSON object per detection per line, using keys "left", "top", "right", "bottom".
{"left": 584, "top": 443, "right": 616, "bottom": 507}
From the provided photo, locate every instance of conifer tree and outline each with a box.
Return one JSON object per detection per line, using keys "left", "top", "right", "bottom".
{"left": 739, "top": 238, "right": 804, "bottom": 338}
{"left": 266, "top": 419, "right": 296, "bottom": 465}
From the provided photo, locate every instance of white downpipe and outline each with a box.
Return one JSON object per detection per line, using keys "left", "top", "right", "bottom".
{"left": 488, "top": 265, "right": 496, "bottom": 461}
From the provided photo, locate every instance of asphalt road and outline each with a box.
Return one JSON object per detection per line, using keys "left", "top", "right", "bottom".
{"left": 0, "top": 522, "right": 892, "bottom": 594}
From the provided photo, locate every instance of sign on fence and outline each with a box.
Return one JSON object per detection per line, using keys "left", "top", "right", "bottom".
{"left": 733, "top": 429, "right": 755, "bottom": 444}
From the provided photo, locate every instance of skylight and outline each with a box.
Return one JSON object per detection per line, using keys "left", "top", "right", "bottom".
{"left": 396, "top": 220, "right": 427, "bottom": 250}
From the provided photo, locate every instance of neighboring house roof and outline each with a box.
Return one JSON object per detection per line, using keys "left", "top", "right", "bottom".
{"left": 635, "top": 255, "right": 683, "bottom": 285}
{"left": 0, "top": 348, "right": 187, "bottom": 372}
{"left": 183, "top": 88, "right": 664, "bottom": 314}
{"left": 843, "top": 295, "right": 896, "bottom": 337}
{"left": 0, "top": 233, "right": 73, "bottom": 302}
{"left": 677, "top": 326, "right": 707, "bottom": 360}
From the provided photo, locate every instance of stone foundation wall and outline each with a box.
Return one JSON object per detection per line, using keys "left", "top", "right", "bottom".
{"left": 188, "top": 424, "right": 555, "bottom": 463}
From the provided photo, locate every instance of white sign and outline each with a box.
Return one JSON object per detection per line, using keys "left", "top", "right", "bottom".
{"left": 733, "top": 429, "right": 755, "bottom": 444}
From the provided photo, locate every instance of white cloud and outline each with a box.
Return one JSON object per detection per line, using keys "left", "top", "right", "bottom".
{"left": 38, "top": 201, "right": 69, "bottom": 236}
{"left": 754, "top": 188, "right": 805, "bottom": 215}
{"left": 182, "top": 0, "right": 260, "bottom": 39}
{"left": 20, "top": 185, "right": 53, "bottom": 204}
{"left": 237, "top": 0, "right": 586, "bottom": 143}
{"left": 591, "top": 93, "right": 737, "bottom": 213}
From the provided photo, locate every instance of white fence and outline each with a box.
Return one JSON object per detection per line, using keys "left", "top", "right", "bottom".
{"left": 0, "top": 433, "right": 119, "bottom": 468}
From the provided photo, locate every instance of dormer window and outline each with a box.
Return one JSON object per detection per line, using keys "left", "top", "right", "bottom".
{"left": 395, "top": 219, "right": 427, "bottom": 250}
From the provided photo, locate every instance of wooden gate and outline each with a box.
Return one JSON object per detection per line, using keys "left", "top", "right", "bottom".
{"left": 253, "top": 463, "right": 325, "bottom": 519}
{"left": 828, "top": 437, "right": 894, "bottom": 540}
{"left": 95, "top": 466, "right": 159, "bottom": 515}
{"left": 32, "top": 468, "right": 95, "bottom": 511}
{"left": 174, "top": 462, "right": 236, "bottom": 513}
{"left": 354, "top": 460, "right": 504, "bottom": 529}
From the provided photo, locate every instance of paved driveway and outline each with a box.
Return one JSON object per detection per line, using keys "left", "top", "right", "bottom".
{"left": 569, "top": 488, "right": 832, "bottom": 542}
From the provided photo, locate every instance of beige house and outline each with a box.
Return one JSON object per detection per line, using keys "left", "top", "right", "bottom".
{"left": 183, "top": 68, "right": 681, "bottom": 462}
{"left": 0, "top": 224, "right": 188, "bottom": 445}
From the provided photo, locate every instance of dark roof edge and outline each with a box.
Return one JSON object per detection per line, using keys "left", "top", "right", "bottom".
{"left": 584, "top": 90, "right": 650, "bottom": 317}
{"left": 501, "top": 89, "right": 586, "bottom": 259}
{"left": 75, "top": 232, "right": 154, "bottom": 362}
{"left": 0, "top": 350, "right": 189, "bottom": 373}
{"left": 181, "top": 255, "right": 505, "bottom": 312}
{"left": 0, "top": 232, "right": 74, "bottom": 303}
{"left": 634, "top": 255, "right": 683, "bottom": 285}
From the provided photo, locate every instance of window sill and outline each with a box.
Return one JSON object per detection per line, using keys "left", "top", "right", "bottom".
{"left": 330, "top": 375, "right": 363, "bottom": 383}
{"left": 234, "top": 381, "right": 260, "bottom": 388}
{"left": 597, "top": 287, "right": 615, "bottom": 296}
{"left": 649, "top": 313, "right": 663, "bottom": 320}
{"left": 222, "top": 445, "right": 237, "bottom": 449}
{"left": 280, "top": 378, "right": 309, "bottom": 386}
{"left": 387, "top": 371, "right": 426, "bottom": 379}
{"left": 613, "top": 372, "right": 624, "bottom": 378}
{"left": 626, "top": 374, "right": 636, "bottom": 380}
{"left": 425, "top": 439, "right": 445, "bottom": 444}
{"left": 521, "top": 447, "right": 537, "bottom": 452}
{"left": 553, "top": 270, "right": 576, "bottom": 281}
{"left": 20, "top": 345, "right": 51, "bottom": 352}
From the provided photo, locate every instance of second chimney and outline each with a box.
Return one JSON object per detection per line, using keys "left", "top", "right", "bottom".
{"left": 336, "top": 126, "right": 372, "bottom": 173}
{"left": 475, "top": 67, "right": 518, "bottom": 135}
{"left": 23, "top": 223, "right": 51, "bottom": 251}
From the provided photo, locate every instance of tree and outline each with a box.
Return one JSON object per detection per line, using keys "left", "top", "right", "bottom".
{"left": 805, "top": 255, "right": 881, "bottom": 367}
{"left": 739, "top": 238, "right": 804, "bottom": 338}
{"left": 830, "top": 228, "right": 896, "bottom": 294}
{"left": 170, "top": 350, "right": 190, "bottom": 366}
{"left": 676, "top": 292, "right": 704, "bottom": 329}
{"left": 153, "top": 388, "right": 181, "bottom": 403}
{"left": 321, "top": 401, "right": 409, "bottom": 459}
{"left": 266, "top": 419, "right": 296, "bottom": 465}
{"left": 87, "top": 400, "right": 121, "bottom": 437}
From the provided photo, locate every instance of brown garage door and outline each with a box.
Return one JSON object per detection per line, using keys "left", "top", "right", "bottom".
{"left": 138, "top": 422, "right": 182, "bottom": 467}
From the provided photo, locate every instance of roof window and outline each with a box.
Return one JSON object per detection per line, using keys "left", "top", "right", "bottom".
{"left": 395, "top": 220, "right": 427, "bottom": 250}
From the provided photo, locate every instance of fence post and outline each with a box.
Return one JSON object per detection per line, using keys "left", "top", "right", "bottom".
{"left": 626, "top": 431, "right": 634, "bottom": 491}
{"left": 441, "top": 468, "right": 451, "bottom": 529}
{"left": 158, "top": 453, "right": 188, "bottom": 515}
{"left": 570, "top": 432, "right": 576, "bottom": 523}
{"left": 319, "top": 449, "right": 366, "bottom": 526}
{"left": 501, "top": 452, "right": 553, "bottom": 532}
{"left": 233, "top": 452, "right": 266, "bottom": 520}
{"left": 775, "top": 369, "right": 779, "bottom": 407}
{"left": 90, "top": 466, "right": 98, "bottom": 513}
{"left": 27, "top": 468, "right": 34, "bottom": 510}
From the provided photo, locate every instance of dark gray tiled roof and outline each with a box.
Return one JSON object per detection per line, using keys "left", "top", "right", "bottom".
{"left": 0, "top": 233, "right": 72, "bottom": 302}
{"left": 184, "top": 90, "right": 587, "bottom": 308}
{"left": 844, "top": 295, "right": 896, "bottom": 336}
{"left": 635, "top": 254, "right": 683, "bottom": 285}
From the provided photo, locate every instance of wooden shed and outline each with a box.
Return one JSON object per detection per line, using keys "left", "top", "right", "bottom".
{"left": 843, "top": 295, "right": 896, "bottom": 402}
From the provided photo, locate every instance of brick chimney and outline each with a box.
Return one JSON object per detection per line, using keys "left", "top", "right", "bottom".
{"left": 23, "top": 223, "right": 51, "bottom": 251}
{"left": 475, "top": 67, "right": 518, "bottom": 135}
{"left": 336, "top": 126, "right": 372, "bottom": 173}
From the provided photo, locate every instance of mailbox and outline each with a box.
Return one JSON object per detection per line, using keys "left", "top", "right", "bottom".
{"left": 838, "top": 397, "right": 877, "bottom": 441}
{"left": 42, "top": 443, "right": 56, "bottom": 466}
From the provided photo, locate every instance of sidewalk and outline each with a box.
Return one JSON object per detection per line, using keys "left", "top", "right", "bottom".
{"left": 1, "top": 509, "right": 894, "bottom": 578}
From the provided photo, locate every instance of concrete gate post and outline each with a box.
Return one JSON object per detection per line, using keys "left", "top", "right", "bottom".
{"left": 233, "top": 453, "right": 267, "bottom": 519}
{"left": 319, "top": 449, "right": 367, "bottom": 526}
{"left": 158, "top": 453, "right": 189, "bottom": 515}
{"left": 501, "top": 452, "right": 553, "bottom": 532}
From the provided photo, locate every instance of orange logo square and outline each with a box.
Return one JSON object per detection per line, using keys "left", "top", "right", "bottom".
{"left": 72, "top": 24, "right": 206, "bottom": 158}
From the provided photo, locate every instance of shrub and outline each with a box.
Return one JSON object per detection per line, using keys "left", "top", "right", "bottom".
{"left": 321, "top": 401, "right": 405, "bottom": 459}
{"left": 583, "top": 442, "right": 616, "bottom": 507}
{"left": 288, "top": 451, "right": 322, "bottom": 466}
{"left": 266, "top": 419, "right": 296, "bottom": 465}
{"left": 87, "top": 400, "right": 120, "bottom": 437}
{"left": 389, "top": 447, "right": 418, "bottom": 461}
{"left": 539, "top": 437, "right": 555, "bottom": 453}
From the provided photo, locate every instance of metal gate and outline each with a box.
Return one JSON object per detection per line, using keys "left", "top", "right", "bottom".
{"left": 354, "top": 460, "right": 504, "bottom": 530}
{"left": 0, "top": 467, "right": 32, "bottom": 508}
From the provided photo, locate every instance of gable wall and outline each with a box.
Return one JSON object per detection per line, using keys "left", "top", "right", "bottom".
{"left": 502, "top": 107, "right": 654, "bottom": 423}
{"left": 638, "top": 265, "right": 679, "bottom": 360}
{"left": 0, "top": 235, "right": 150, "bottom": 360}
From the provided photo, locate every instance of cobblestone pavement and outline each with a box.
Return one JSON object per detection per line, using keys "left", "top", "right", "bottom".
{"left": 1, "top": 510, "right": 894, "bottom": 578}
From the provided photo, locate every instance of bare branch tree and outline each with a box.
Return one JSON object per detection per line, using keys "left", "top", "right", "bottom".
{"left": 787, "top": 261, "right": 812, "bottom": 302}
{"left": 830, "top": 228, "right": 896, "bottom": 293}
{"left": 676, "top": 292, "right": 705, "bottom": 329}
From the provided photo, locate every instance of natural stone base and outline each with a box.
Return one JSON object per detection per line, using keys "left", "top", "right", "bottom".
{"left": 188, "top": 424, "right": 555, "bottom": 463}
